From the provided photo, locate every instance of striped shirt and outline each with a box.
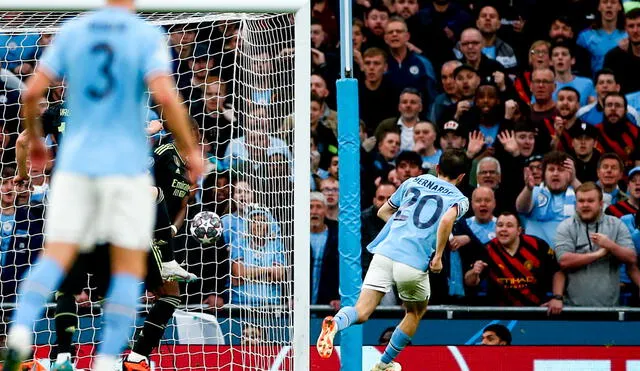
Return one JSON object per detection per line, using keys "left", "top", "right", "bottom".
{"left": 481, "top": 234, "right": 559, "bottom": 306}
{"left": 594, "top": 121, "right": 640, "bottom": 168}
{"left": 606, "top": 200, "right": 638, "bottom": 218}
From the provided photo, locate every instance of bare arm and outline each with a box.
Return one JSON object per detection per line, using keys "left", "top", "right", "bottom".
{"left": 515, "top": 186, "right": 534, "bottom": 214}
{"left": 21, "top": 70, "right": 51, "bottom": 140}
{"left": 171, "top": 197, "right": 189, "bottom": 235}
{"left": 552, "top": 270, "right": 566, "bottom": 297}
{"left": 232, "top": 261, "right": 285, "bottom": 282}
{"left": 606, "top": 243, "right": 637, "bottom": 265}
{"left": 435, "top": 206, "right": 459, "bottom": 260}
{"left": 464, "top": 260, "right": 488, "bottom": 287}
{"left": 377, "top": 201, "right": 398, "bottom": 222}
{"left": 558, "top": 249, "right": 607, "bottom": 270}
{"left": 15, "top": 131, "right": 30, "bottom": 180}
{"left": 628, "top": 263, "right": 640, "bottom": 287}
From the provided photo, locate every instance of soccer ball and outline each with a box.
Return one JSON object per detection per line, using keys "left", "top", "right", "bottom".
{"left": 190, "top": 211, "right": 223, "bottom": 245}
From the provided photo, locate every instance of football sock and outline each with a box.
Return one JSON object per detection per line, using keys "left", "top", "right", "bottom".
{"left": 13, "top": 257, "right": 65, "bottom": 329}
{"left": 380, "top": 327, "right": 411, "bottom": 364}
{"left": 333, "top": 306, "right": 358, "bottom": 331}
{"left": 132, "top": 295, "right": 180, "bottom": 356}
{"left": 98, "top": 273, "right": 141, "bottom": 357}
{"left": 54, "top": 292, "right": 78, "bottom": 356}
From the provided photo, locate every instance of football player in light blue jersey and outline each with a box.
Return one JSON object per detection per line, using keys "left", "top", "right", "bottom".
{"left": 317, "top": 149, "right": 469, "bottom": 371}
{"left": 4, "top": 1, "right": 204, "bottom": 371}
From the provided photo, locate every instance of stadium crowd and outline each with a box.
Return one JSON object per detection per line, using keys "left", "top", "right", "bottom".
{"left": 0, "top": 0, "right": 639, "bottom": 332}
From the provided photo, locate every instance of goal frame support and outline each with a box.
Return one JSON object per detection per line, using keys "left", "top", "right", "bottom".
{"left": 0, "top": 1, "right": 311, "bottom": 371}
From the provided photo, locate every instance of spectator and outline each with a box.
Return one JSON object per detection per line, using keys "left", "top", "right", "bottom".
{"left": 384, "top": 17, "right": 437, "bottom": 113}
{"left": 516, "top": 151, "right": 580, "bottom": 245}
{"left": 358, "top": 48, "right": 399, "bottom": 134}
{"left": 362, "top": 5, "right": 390, "bottom": 50}
{"left": 596, "top": 153, "right": 626, "bottom": 207}
{"left": 524, "top": 154, "right": 545, "bottom": 188}
{"left": 375, "top": 88, "right": 423, "bottom": 150}
{"left": 310, "top": 93, "right": 339, "bottom": 170}
{"left": 361, "top": 181, "right": 397, "bottom": 273}
{"left": 594, "top": 93, "right": 640, "bottom": 169}
{"left": 550, "top": 42, "right": 596, "bottom": 107}
{"left": 577, "top": 69, "right": 640, "bottom": 125}
{"left": 530, "top": 68, "right": 557, "bottom": 125}
{"left": 230, "top": 207, "right": 285, "bottom": 306}
{"left": 457, "top": 28, "right": 507, "bottom": 82}
{"left": 402, "top": 0, "right": 456, "bottom": 69}
{"left": 430, "top": 60, "right": 462, "bottom": 125}
{"left": 475, "top": 5, "right": 518, "bottom": 73}
{"left": 569, "top": 123, "right": 601, "bottom": 183}
{"left": 442, "top": 64, "right": 480, "bottom": 125}
{"left": 513, "top": 121, "right": 536, "bottom": 159}
{"left": 319, "top": 177, "right": 339, "bottom": 221}
{"left": 481, "top": 324, "right": 512, "bottom": 345}
{"left": 371, "top": 129, "right": 401, "bottom": 182}
{"left": 513, "top": 41, "right": 551, "bottom": 105}
{"left": 167, "top": 23, "right": 197, "bottom": 76}
{"left": 309, "top": 192, "right": 339, "bottom": 308}
{"left": 439, "top": 120, "right": 468, "bottom": 152}
{"left": 604, "top": 8, "right": 640, "bottom": 94}
{"left": 466, "top": 187, "right": 497, "bottom": 244}
{"left": 221, "top": 179, "right": 254, "bottom": 248}
{"left": 576, "top": 0, "right": 626, "bottom": 73}
{"left": 0, "top": 32, "right": 39, "bottom": 75}
{"left": 178, "top": 44, "right": 216, "bottom": 103}
{"left": 607, "top": 166, "right": 640, "bottom": 217}
{"left": 551, "top": 87, "right": 583, "bottom": 153}
{"left": 465, "top": 212, "right": 565, "bottom": 309}
{"left": 202, "top": 171, "right": 230, "bottom": 217}
{"left": 459, "top": 80, "right": 509, "bottom": 149}
{"left": 555, "top": 182, "right": 637, "bottom": 306}
{"left": 311, "top": 16, "right": 336, "bottom": 55}
{"left": 475, "top": 156, "right": 517, "bottom": 214}
{"left": 547, "top": 15, "right": 593, "bottom": 78}
{"left": 413, "top": 121, "right": 442, "bottom": 172}
{"left": 416, "top": 0, "right": 472, "bottom": 43}
{"left": 394, "top": 151, "right": 423, "bottom": 184}
{"left": 190, "top": 78, "right": 234, "bottom": 159}
{"left": 310, "top": 74, "right": 338, "bottom": 136}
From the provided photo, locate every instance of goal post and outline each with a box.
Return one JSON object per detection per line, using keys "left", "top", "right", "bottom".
{"left": 0, "top": 1, "right": 310, "bottom": 370}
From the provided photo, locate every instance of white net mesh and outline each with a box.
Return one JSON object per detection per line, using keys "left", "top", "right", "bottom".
{"left": 0, "top": 10, "right": 296, "bottom": 370}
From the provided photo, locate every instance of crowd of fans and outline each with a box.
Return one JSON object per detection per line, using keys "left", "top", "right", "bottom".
{"left": 0, "top": 0, "right": 640, "bottom": 330}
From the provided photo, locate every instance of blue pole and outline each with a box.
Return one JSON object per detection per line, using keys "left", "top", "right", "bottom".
{"left": 337, "top": 0, "right": 363, "bottom": 369}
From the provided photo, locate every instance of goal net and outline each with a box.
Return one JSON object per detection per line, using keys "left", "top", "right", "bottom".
{"left": 0, "top": 8, "right": 307, "bottom": 371}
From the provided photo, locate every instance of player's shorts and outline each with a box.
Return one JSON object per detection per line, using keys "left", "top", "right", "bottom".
{"left": 45, "top": 172, "right": 155, "bottom": 251}
{"left": 59, "top": 242, "right": 164, "bottom": 297}
{"left": 362, "top": 254, "right": 430, "bottom": 302}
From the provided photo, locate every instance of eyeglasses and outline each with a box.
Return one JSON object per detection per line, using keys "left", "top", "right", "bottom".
{"left": 321, "top": 187, "right": 339, "bottom": 193}
{"left": 530, "top": 50, "right": 548, "bottom": 56}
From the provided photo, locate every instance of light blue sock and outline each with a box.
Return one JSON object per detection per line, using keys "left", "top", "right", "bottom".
{"left": 381, "top": 327, "right": 411, "bottom": 364}
{"left": 333, "top": 306, "right": 358, "bottom": 331}
{"left": 98, "top": 273, "right": 142, "bottom": 356}
{"left": 14, "top": 257, "right": 65, "bottom": 328}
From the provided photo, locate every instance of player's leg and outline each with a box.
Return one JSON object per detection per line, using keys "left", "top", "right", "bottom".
{"left": 372, "top": 261, "right": 430, "bottom": 371}
{"left": 317, "top": 254, "right": 391, "bottom": 359}
{"left": 4, "top": 174, "right": 94, "bottom": 370}
{"left": 92, "top": 175, "right": 154, "bottom": 371}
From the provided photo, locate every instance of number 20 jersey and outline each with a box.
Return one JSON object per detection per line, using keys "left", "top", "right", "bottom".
{"left": 367, "top": 174, "right": 469, "bottom": 272}
{"left": 39, "top": 7, "right": 171, "bottom": 176}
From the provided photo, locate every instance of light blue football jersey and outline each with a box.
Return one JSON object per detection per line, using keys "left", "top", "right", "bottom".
{"left": 367, "top": 174, "right": 469, "bottom": 271}
{"left": 465, "top": 216, "right": 496, "bottom": 244}
{"left": 39, "top": 7, "right": 171, "bottom": 176}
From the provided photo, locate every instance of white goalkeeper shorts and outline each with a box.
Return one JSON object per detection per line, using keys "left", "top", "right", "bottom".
{"left": 45, "top": 172, "right": 155, "bottom": 252}
{"left": 362, "top": 254, "right": 430, "bottom": 302}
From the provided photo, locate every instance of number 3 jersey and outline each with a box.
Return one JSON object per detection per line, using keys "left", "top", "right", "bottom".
{"left": 367, "top": 174, "right": 469, "bottom": 272}
{"left": 39, "top": 7, "right": 171, "bottom": 176}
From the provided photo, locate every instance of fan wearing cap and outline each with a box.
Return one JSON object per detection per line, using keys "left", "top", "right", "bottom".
{"left": 569, "top": 122, "right": 601, "bottom": 183}
{"left": 607, "top": 166, "right": 640, "bottom": 218}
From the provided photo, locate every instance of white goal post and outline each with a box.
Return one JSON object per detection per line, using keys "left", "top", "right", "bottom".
{"left": 0, "top": 1, "right": 310, "bottom": 370}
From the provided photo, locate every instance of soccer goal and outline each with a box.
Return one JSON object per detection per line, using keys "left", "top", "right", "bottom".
{"left": 0, "top": 1, "right": 310, "bottom": 370}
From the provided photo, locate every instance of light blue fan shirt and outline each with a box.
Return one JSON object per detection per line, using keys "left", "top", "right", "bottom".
{"left": 368, "top": 174, "right": 469, "bottom": 271}
{"left": 466, "top": 216, "right": 497, "bottom": 244}
{"left": 39, "top": 7, "right": 171, "bottom": 176}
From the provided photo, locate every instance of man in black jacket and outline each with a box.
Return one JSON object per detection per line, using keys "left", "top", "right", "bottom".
{"left": 310, "top": 192, "right": 340, "bottom": 309}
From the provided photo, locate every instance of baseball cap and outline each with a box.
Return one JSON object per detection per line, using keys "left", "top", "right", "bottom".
{"left": 524, "top": 154, "right": 544, "bottom": 166}
{"left": 453, "top": 64, "right": 478, "bottom": 78}
{"left": 629, "top": 166, "right": 640, "bottom": 178}
{"left": 442, "top": 120, "right": 465, "bottom": 136}
{"left": 568, "top": 121, "right": 598, "bottom": 139}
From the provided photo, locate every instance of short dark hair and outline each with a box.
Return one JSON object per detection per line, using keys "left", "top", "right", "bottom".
{"left": 365, "top": 4, "right": 389, "bottom": 18}
{"left": 557, "top": 86, "right": 581, "bottom": 101}
{"left": 597, "top": 152, "right": 625, "bottom": 171}
{"left": 595, "top": 68, "right": 618, "bottom": 83}
{"left": 483, "top": 324, "right": 512, "bottom": 345}
{"left": 396, "top": 150, "right": 422, "bottom": 167}
{"left": 311, "top": 92, "right": 325, "bottom": 105}
{"left": 498, "top": 211, "right": 521, "bottom": 227}
{"left": 575, "top": 181, "right": 603, "bottom": 201}
{"left": 551, "top": 40, "right": 574, "bottom": 57}
{"left": 399, "top": 87, "right": 423, "bottom": 101}
{"left": 627, "top": 8, "right": 640, "bottom": 21}
{"left": 1, "top": 166, "right": 15, "bottom": 180}
{"left": 542, "top": 151, "right": 569, "bottom": 174}
{"left": 438, "top": 149, "right": 468, "bottom": 179}
{"left": 603, "top": 92, "right": 627, "bottom": 111}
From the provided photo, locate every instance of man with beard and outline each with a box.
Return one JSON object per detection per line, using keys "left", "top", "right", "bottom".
{"left": 457, "top": 28, "right": 507, "bottom": 82}
{"left": 376, "top": 88, "right": 423, "bottom": 151}
{"left": 430, "top": 60, "right": 461, "bottom": 126}
{"left": 464, "top": 212, "right": 565, "bottom": 311}
{"left": 383, "top": 17, "right": 437, "bottom": 114}
{"left": 577, "top": 69, "right": 640, "bottom": 125}
{"left": 362, "top": 5, "right": 390, "bottom": 50}
{"left": 551, "top": 87, "right": 583, "bottom": 153}
{"left": 604, "top": 8, "right": 640, "bottom": 94}
{"left": 550, "top": 42, "right": 596, "bottom": 107}
{"left": 459, "top": 80, "right": 510, "bottom": 149}
{"left": 555, "top": 182, "right": 638, "bottom": 307}
{"left": 569, "top": 122, "right": 601, "bottom": 183}
{"left": 516, "top": 151, "right": 581, "bottom": 245}
{"left": 596, "top": 153, "right": 627, "bottom": 207}
{"left": 475, "top": 5, "right": 518, "bottom": 74}
{"left": 358, "top": 48, "right": 399, "bottom": 133}
{"left": 595, "top": 93, "right": 640, "bottom": 169}
{"left": 607, "top": 166, "right": 640, "bottom": 218}
{"left": 548, "top": 15, "right": 592, "bottom": 78}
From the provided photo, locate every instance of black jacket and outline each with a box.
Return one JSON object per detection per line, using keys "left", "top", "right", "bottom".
{"left": 312, "top": 219, "right": 340, "bottom": 305}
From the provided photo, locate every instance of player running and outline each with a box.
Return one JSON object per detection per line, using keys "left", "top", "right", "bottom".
{"left": 317, "top": 149, "right": 469, "bottom": 371}
{"left": 2, "top": 0, "right": 203, "bottom": 370}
